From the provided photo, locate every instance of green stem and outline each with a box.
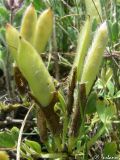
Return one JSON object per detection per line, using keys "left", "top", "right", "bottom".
{"left": 68, "top": 136, "right": 77, "bottom": 153}
{"left": 54, "top": 136, "right": 62, "bottom": 152}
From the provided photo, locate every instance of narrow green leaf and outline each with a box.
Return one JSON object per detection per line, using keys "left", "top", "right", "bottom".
{"left": 107, "top": 20, "right": 113, "bottom": 41}
{"left": 58, "top": 92, "right": 66, "bottom": 113}
{"left": 74, "top": 18, "right": 91, "bottom": 81}
{"left": 106, "top": 81, "right": 114, "bottom": 96}
{"left": 112, "top": 21, "right": 119, "bottom": 41}
{"left": 85, "top": 92, "right": 97, "bottom": 114}
{"left": 96, "top": 99, "right": 106, "bottom": 123}
{"left": 25, "top": 140, "right": 41, "bottom": 154}
{"left": 11, "top": 127, "right": 19, "bottom": 142}
{"left": 0, "top": 6, "right": 9, "bottom": 20}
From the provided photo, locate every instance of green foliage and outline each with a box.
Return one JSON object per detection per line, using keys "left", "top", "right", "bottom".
{"left": 0, "top": 0, "right": 120, "bottom": 159}
{"left": 96, "top": 99, "right": 116, "bottom": 126}
{"left": 103, "top": 142, "right": 117, "bottom": 158}
{"left": 0, "top": 6, "right": 9, "bottom": 25}
{"left": 25, "top": 140, "right": 41, "bottom": 153}
{"left": 0, "top": 127, "right": 19, "bottom": 148}
{"left": 21, "top": 140, "right": 41, "bottom": 160}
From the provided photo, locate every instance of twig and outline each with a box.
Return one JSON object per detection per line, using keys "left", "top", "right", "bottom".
{"left": 0, "top": 103, "right": 21, "bottom": 112}
{"left": 16, "top": 104, "right": 34, "bottom": 160}
{"left": 0, "top": 147, "right": 16, "bottom": 151}
{"left": 59, "top": 13, "right": 80, "bottom": 20}
{"left": 104, "top": 52, "right": 120, "bottom": 60}
{"left": 61, "top": 0, "right": 71, "bottom": 9}
{"left": 0, "top": 119, "right": 33, "bottom": 128}
{"left": 0, "top": 94, "right": 7, "bottom": 100}
{"left": 92, "top": 0, "right": 103, "bottom": 22}
{"left": 42, "top": 51, "right": 120, "bottom": 61}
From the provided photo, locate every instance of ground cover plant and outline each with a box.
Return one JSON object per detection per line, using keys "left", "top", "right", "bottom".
{"left": 0, "top": 0, "right": 120, "bottom": 159}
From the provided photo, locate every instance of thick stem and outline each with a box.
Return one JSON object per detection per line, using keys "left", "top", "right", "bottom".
{"left": 36, "top": 107, "right": 48, "bottom": 143}
{"left": 67, "top": 67, "right": 77, "bottom": 117}
{"left": 29, "top": 92, "right": 62, "bottom": 136}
